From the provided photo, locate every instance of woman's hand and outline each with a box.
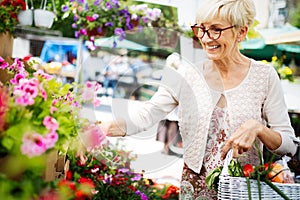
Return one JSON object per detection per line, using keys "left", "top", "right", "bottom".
{"left": 99, "top": 119, "right": 127, "bottom": 137}
{"left": 221, "top": 119, "right": 263, "bottom": 159}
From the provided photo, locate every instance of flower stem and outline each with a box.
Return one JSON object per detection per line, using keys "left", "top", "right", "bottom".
{"left": 264, "top": 179, "right": 291, "bottom": 200}
{"left": 246, "top": 177, "right": 252, "bottom": 200}
{"left": 257, "top": 173, "right": 261, "bottom": 200}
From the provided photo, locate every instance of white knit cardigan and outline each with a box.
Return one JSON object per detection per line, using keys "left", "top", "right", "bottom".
{"left": 124, "top": 59, "right": 297, "bottom": 173}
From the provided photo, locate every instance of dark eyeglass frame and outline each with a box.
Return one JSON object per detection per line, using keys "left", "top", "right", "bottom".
{"left": 191, "top": 24, "right": 236, "bottom": 40}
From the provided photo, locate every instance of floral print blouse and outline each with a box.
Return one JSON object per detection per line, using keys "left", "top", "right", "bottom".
{"left": 180, "top": 106, "right": 230, "bottom": 200}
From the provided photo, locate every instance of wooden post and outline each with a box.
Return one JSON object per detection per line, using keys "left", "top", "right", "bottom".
{"left": 0, "top": 32, "right": 13, "bottom": 59}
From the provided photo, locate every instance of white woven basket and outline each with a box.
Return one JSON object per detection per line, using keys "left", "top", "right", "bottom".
{"left": 218, "top": 150, "right": 300, "bottom": 200}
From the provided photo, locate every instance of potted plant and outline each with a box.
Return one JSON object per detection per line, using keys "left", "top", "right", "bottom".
{"left": 61, "top": 0, "right": 161, "bottom": 50}
{"left": 0, "top": 0, "right": 26, "bottom": 58}
{"left": 0, "top": 55, "right": 102, "bottom": 184}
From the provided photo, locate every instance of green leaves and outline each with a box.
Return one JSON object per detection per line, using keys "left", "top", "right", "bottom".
{"left": 228, "top": 159, "right": 243, "bottom": 177}
{"left": 205, "top": 165, "right": 223, "bottom": 191}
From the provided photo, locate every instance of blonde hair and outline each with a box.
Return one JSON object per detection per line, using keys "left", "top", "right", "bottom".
{"left": 196, "top": 0, "right": 256, "bottom": 27}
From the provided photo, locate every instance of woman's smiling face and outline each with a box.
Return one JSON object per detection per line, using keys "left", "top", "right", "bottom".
{"left": 199, "top": 18, "right": 239, "bottom": 61}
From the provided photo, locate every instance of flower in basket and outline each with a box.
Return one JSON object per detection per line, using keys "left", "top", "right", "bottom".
{"left": 61, "top": 0, "right": 161, "bottom": 50}
{"left": 0, "top": 0, "right": 26, "bottom": 35}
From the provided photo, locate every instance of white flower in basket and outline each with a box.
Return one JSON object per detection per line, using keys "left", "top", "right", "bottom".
{"left": 34, "top": 0, "right": 56, "bottom": 29}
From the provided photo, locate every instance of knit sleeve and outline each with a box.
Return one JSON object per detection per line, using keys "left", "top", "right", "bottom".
{"left": 262, "top": 66, "right": 297, "bottom": 155}
{"left": 124, "top": 66, "right": 181, "bottom": 135}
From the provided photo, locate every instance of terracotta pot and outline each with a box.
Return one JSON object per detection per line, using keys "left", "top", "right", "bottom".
{"left": 156, "top": 28, "right": 178, "bottom": 49}
{"left": 86, "top": 27, "right": 107, "bottom": 38}
{"left": 0, "top": 32, "right": 13, "bottom": 59}
{"left": 126, "top": 19, "right": 139, "bottom": 34}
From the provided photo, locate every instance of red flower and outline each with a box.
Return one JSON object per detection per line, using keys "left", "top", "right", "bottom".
{"left": 58, "top": 180, "right": 76, "bottom": 191}
{"left": 243, "top": 164, "right": 254, "bottom": 177}
{"left": 162, "top": 185, "right": 179, "bottom": 199}
{"left": 66, "top": 170, "right": 73, "bottom": 180}
{"left": 78, "top": 177, "right": 95, "bottom": 188}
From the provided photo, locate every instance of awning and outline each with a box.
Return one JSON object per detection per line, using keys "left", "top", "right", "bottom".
{"left": 258, "top": 24, "right": 300, "bottom": 45}
{"left": 240, "top": 24, "right": 300, "bottom": 54}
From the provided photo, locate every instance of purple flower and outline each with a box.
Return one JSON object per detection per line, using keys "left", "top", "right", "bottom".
{"left": 118, "top": 168, "right": 130, "bottom": 173}
{"left": 114, "top": 28, "right": 126, "bottom": 41}
{"left": 135, "top": 190, "right": 141, "bottom": 195}
{"left": 113, "top": 41, "right": 117, "bottom": 48}
{"left": 72, "top": 23, "right": 77, "bottom": 28}
{"left": 74, "top": 31, "right": 80, "bottom": 38}
{"left": 131, "top": 173, "right": 142, "bottom": 181}
{"left": 105, "top": 2, "right": 112, "bottom": 10}
{"left": 97, "top": 27, "right": 103, "bottom": 33}
{"left": 105, "top": 22, "right": 113, "bottom": 27}
{"left": 92, "top": 14, "right": 99, "bottom": 19}
{"left": 140, "top": 193, "right": 148, "bottom": 200}
{"left": 73, "top": 15, "right": 79, "bottom": 22}
{"left": 61, "top": 5, "right": 69, "bottom": 12}
{"left": 93, "top": 0, "right": 101, "bottom": 6}
{"left": 111, "top": 0, "right": 120, "bottom": 7}
{"left": 142, "top": 16, "right": 150, "bottom": 24}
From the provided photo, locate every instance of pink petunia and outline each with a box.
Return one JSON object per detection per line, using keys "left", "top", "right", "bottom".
{"left": 79, "top": 123, "right": 107, "bottom": 151}
{"left": 0, "top": 57, "right": 9, "bottom": 69}
{"left": 13, "top": 78, "right": 39, "bottom": 106}
{"left": 33, "top": 69, "right": 53, "bottom": 80}
{"left": 10, "top": 73, "right": 26, "bottom": 85}
{"left": 43, "top": 116, "right": 59, "bottom": 132}
{"left": 44, "top": 131, "right": 59, "bottom": 149}
{"left": 21, "top": 133, "right": 47, "bottom": 158}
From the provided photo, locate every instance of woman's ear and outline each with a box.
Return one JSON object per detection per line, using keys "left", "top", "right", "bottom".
{"left": 237, "top": 26, "right": 248, "bottom": 42}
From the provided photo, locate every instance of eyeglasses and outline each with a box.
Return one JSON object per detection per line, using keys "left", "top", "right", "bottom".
{"left": 191, "top": 24, "right": 235, "bottom": 40}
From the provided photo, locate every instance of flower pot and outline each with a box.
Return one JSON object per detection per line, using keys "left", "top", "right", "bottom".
{"left": 155, "top": 28, "right": 178, "bottom": 49}
{"left": 34, "top": 9, "right": 56, "bottom": 28}
{"left": 86, "top": 27, "right": 107, "bottom": 38}
{"left": 0, "top": 32, "right": 13, "bottom": 59}
{"left": 18, "top": 10, "right": 33, "bottom": 26}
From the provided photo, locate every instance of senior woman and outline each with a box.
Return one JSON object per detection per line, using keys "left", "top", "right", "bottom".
{"left": 100, "top": 0, "right": 297, "bottom": 199}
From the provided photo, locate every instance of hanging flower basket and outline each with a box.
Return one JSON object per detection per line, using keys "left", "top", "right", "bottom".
{"left": 155, "top": 28, "right": 179, "bottom": 49}
{"left": 34, "top": 0, "right": 56, "bottom": 28}
{"left": 18, "top": 10, "right": 33, "bottom": 26}
{"left": 18, "top": 0, "right": 33, "bottom": 26}
{"left": 86, "top": 26, "right": 107, "bottom": 38}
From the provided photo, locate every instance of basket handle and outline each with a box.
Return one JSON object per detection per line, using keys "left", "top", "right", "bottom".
{"left": 40, "top": 0, "right": 57, "bottom": 13}
{"left": 220, "top": 149, "right": 233, "bottom": 176}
